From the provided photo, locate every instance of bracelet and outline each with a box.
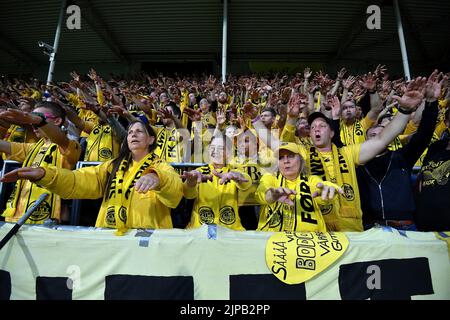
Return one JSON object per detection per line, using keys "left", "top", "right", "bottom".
{"left": 397, "top": 107, "right": 415, "bottom": 115}
{"left": 251, "top": 115, "right": 261, "bottom": 124}
{"left": 31, "top": 112, "right": 47, "bottom": 128}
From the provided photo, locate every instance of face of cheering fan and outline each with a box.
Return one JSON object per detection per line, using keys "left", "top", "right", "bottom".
{"left": 209, "top": 137, "right": 228, "bottom": 165}
{"left": 127, "top": 122, "right": 155, "bottom": 153}
{"left": 310, "top": 118, "right": 334, "bottom": 148}
{"left": 341, "top": 101, "right": 357, "bottom": 121}
{"left": 279, "top": 150, "right": 302, "bottom": 181}
{"left": 32, "top": 107, "right": 63, "bottom": 138}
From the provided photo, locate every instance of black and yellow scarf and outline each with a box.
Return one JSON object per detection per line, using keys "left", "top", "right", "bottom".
{"left": 84, "top": 124, "right": 119, "bottom": 162}
{"left": 260, "top": 173, "right": 326, "bottom": 232}
{"left": 306, "top": 144, "right": 362, "bottom": 231}
{"left": 105, "top": 153, "right": 160, "bottom": 235}
{"left": 3, "top": 138, "right": 61, "bottom": 223}
{"left": 340, "top": 120, "right": 366, "bottom": 145}
{"left": 153, "top": 127, "right": 183, "bottom": 162}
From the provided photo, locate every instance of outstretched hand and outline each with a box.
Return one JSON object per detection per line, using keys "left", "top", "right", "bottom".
{"left": 266, "top": 187, "right": 297, "bottom": 206}
{"left": 134, "top": 172, "right": 160, "bottom": 193}
{"left": 311, "top": 182, "right": 344, "bottom": 200}
{"left": 0, "top": 167, "right": 46, "bottom": 183}
{"left": 213, "top": 170, "right": 249, "bottom": 185}
{"left": 181, "top": 170, "right": 212, "bottom": 187}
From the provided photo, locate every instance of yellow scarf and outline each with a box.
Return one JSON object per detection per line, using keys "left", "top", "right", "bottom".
{"left": 259, "top": 173, "right": 326, "bottom": 232}
{"left": 340, "top": 120, "right": 366, "bottom": 145}
{"left": 3, "top": 139, "right": 61, "bottom": 223}
{"left": 306, "top": 144, "right": 363, "bottom": 231}
{"left": 84, "top": 124, "right": 119, "bottom": 162}
{"left": 153, "top": 127, "right": 183, "bottom": 162}
{"left": 105, "top": 153, "right": 160, "bottom": 235}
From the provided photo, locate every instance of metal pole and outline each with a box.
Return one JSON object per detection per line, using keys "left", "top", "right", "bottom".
{"left": 221, "top": 0, "right": 228, "bottom": 84}
{"left": 46, "top": 0, "right": 67, "bottom": 85}
{"left": 0, "top": 193, "right": 49, "bottom": 251}
{"left": 393, "top": 0, "right": 411, "bottom": 81}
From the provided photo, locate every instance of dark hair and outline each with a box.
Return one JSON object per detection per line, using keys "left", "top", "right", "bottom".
{"left": 261, "top": 107, "right": 277, "bottom": 117}
{"left": 104, "top": 120, "right": 157, "bottom": 200}
{"left": 33, "top": 101, "right": 66, "bottom": 125}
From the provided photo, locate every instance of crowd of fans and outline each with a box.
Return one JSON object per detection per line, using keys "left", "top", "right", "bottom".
{"left": 0, "top": 65, "right": 448, "bottom": 235}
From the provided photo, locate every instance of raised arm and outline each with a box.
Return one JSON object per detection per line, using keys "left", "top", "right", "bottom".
{"left": 359, "top": 77, "right": 426, "bottom": 165}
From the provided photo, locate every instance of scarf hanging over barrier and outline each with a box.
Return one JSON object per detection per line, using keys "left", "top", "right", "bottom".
{"left": 259, "top": 173, "right": 327, "bottom": 232}
{"left": 306, "top": 144, "right": 363, "bottom": 231}
{"left": 3, "top": 138, "right": 61, "bottom": 223}
{"left": 105, "top": 153, "right": 160, "bottom": 235}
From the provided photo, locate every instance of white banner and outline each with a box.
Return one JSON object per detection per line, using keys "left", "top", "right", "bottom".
{"left": 0, "top": 222, "right": 449, "bottom": 300}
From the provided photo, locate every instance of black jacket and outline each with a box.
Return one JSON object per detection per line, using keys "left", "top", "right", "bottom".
{"left": 356, "top": 100, "right": 439, "bottom": 221}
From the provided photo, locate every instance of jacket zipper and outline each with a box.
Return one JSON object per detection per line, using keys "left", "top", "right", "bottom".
{"left": 364, "top": 153, "right": 393, "bottom": 220}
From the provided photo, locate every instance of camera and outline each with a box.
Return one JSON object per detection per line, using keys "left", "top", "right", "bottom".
{"left": 38, "top": 41, "right": 54, "bottom": 55}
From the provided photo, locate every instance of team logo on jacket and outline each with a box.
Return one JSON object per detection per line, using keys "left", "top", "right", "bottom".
{"left": 342, "top": 183, "right": 355, "bottom": 201}
{"left": 28, "top": 201, "right": 51, "bottom": 222}
{"left": 106, "top": 206, "right": 116, "bottom": 225}
{"left": 119, "top": 206, "right": 127, "bottom": 223}
{"left": 199, "top": 207, "right": 214, "bottom": 224}
{"left": 99, "top": 148, "right": 112, "bottom": 159}
{"left": 268, "top": 210, "right": 282, "bottom": 228}
{"left": 219, "top": 206, "right": 236, "bottom": 225}
{"left": 319, "top": 204, "right": 333, "bottom": 215}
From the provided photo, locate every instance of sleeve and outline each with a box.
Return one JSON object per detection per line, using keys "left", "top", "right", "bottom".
{"left": 59, "top": 139, "right": 82, "bottom": 168}
{"left": 149, "top": 161, "right": 183, "bottom": 209}
{"left": 37, "top": 161, "right": 111, "bottom": 199}
{"left": 255, "top": 173, "right": 278, "bottom": 205}
{"left": 361, "top": 115, "right": 375, "bottom": 131}
{"left": 8, "top": 142, "right": 35, "bottom": 162}
{"left": 280, "top": 123, "right": 297, "bottom": 142}
{"left": 343, "top": 144, "right": 362, "bottom": 166}
{"left": 401, "top": 100, "right": 439, "bottom": 169}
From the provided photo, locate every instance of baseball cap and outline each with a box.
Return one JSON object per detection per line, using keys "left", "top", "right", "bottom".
{"left": 276, "top": 142, "right": 302, "bottom": 155}
{"left": 307, "top": 111, "right": 333, "bottom": 128}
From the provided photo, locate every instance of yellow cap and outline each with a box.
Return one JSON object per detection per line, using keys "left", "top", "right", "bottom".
{"left": 276, "top": 142, "right": 302, "bottom": 155}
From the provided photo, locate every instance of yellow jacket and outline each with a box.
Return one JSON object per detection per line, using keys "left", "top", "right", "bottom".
{"left": 37, "top": 157, "right": 183, "bottom": 229}
{"left": 183, "top": 164, "right": 252, "bottom": 230}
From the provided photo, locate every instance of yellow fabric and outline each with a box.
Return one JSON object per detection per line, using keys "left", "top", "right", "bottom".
{"left": 434, "top": 231, "right": 450, "bottom": 259}
{"left": 96, "top": 86, "right": 105, "bottom": 106}
{"left": 37, "top": 155, "right": 183, "bottom": 232}
{"left": 340, "top": 116, "right": 374, "bottom": 145}
{"left": 76, "top": 107, "right": 99, "bottom": 138}
{"left": 2, "top": 125, "right": 38, "bottom": 160}
{"left": 200, "top": 111, "right": 216, "bottom": 128}
{"left": 280, "top": 122, "right": 313, "bottom": 147}
{"left": 84, "top": 124, "right": 120, "bottom": 162}
{"left": 2, "top": 139, "right": 80, "bottom": 224}
{"left": 305, "top": 144, "right": 363, "bottom": 231}
{"left": 30, "top": 89, "right": 41, "bottom": 100}
{"left": 184, "top": 164, "right": 251, "bottom": 230}
{"left": 266, "top": 231, "right": 349, "bottom": 284}
{"left": 152, "top": 126, "right": 184, "bottom": 162}
{"left": 256, "top": 173, "right": 333, "bottom": 232}
{"left": 230, "top": 157, "right": 273, "bottom": 206}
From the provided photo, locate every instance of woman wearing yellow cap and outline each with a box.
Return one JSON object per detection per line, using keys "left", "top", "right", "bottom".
{"left": 256, "top": 142, "right": 343, "bottom": 232}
